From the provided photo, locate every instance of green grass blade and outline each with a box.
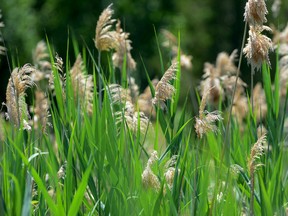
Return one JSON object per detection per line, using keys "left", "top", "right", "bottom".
{"left": 68, "top": 161, "right": 93, "bottom": 216}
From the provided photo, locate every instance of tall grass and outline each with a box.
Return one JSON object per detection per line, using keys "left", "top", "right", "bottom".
{"left": 0, "top": 3, "right": 288, "bottom": 216}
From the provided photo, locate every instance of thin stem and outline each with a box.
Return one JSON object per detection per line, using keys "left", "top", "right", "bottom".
{"left": 250, "top": 168, "right": 255, "bottom": 216}
{"left": 97, "top": 50, "right": 102, "bottom": 109}
{"left": 222, "top": 21, "right": 248, "bottom": 160}
{"left": 251, "top": 67, "right": 254, "bottom": 113}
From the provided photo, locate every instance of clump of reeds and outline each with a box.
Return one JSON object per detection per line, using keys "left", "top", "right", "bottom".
{"left": 195, "top": 87, "right": 223, "bottom": 139}
{"left": 152, "top": 63, "right": 178, "bottom": 109}
{"left": 5, "top": 64, "right": 35, "bottom": 129}
{"left": 70, "top": 54, "right": 94, "bottom": 115}
{"left": 248, "top": 134, "right": 266, "bottom": 215}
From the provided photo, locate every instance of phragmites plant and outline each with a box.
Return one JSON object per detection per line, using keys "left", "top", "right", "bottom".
{"left": 5, "top": 64, "right": 35, "bottom": 128}
{"left": 70, "top": 54, "right": 94, "bottom": 115}
{"left": 94, "top": 4, "right": 117, "bottom": 52}
{"left": 243, "top": 0, "right": 273, "bottom": 113}
{"left": 152, "top": 62, "right": 178, "bottom": 109}
{"left": 195, "top": 87, "right": 223, "bottom": 139}
{"left": 248, "top": 134, "right": 266, "bottom": 215}
{"left": 112, "top": 20, "right": 136, "bottom": 72}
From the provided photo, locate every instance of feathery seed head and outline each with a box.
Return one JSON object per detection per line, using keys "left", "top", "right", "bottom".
{"left": 243, "top": 25, "right": 273, "bottom": 71}
{"left": 152, "top": 63, "right": 178, "bottom": 108}
{"left": 244, "top": 0, "right": 268, "bottom": 26}
{"left": 142, "top": 151, "right": 160, "bottom": 191}
{"left": 6, "top": 65, "right": 35, "bottom": 127}
{"left": 215, "top": 49, "right": 238, "bottom": 75}
{"left": 112, "top": 20, "right": 136, "bottom": 71}
{"left": 95, "top": 4, "right": 117, "bottom": 51}
{"left": 248, "top": 134, "right": 266, "bottom": 175}
{"left": 32, "top": 90, "right": 50, "bottom": 132}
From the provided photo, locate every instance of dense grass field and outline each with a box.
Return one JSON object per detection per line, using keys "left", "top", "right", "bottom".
{"left": 1, "top": 2, "right": 288, "bottom": 216}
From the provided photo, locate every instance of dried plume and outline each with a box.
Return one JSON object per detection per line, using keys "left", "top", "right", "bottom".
{"left": 248, "top": 133, "right": 266, "bottom": 215}
{"left": 32, "top": 41, "right": 52, "bottom": 82}
{"left": 200, "top": 50, "right": 239, "bottom": 105}
{"left": 70, "top": 54, "right": 94, "bottom": 115}
{"left": 152, "top": 63, "right": 178, "bottom": 108}
{"left": 31, "top": 90, "right": 50, "bottom": 132}
{"left": 244, "top": 0, "right": 268, "bottom": 26}
{"left": 243, "top": 25, "right": 273, "bottom": 71}
{"left": 142, "top": 151, "right": 161, "bottom": 191}
{"left": 195, "top": 87, "right": 223, "bottom": 139}
{"left": 164, "top": 155, "right": 179, "bottom": 190}
{"left": 248, "top": 134, "right": 266, "bottom": 174}
{"left": 5, "top": 65, "right": 35, "bottom": 128}
{"left": 231, "top": 88, "right": 248, "bottom": 124}
{"left": 112, "top": 20, "right": 136, "bottom": 71}
{"left": 253, "top": 83, "right": 267, "bottom": 122}
{"left": 95, "top": 4, "right": 117, "bottom": 51}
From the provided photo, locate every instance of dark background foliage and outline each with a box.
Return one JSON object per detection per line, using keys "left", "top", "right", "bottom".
{"left": 0, "top": 0, "right": 287, "bottom": 104}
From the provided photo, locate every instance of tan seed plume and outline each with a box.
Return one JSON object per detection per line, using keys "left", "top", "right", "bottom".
{"left": 112, "top": 20, "right": 136, "bottom": 71}
{"left": 5, "top": 64, "right": 35, "bottom": 127}
{"left": 243, "top": 25, "right": 273, "bottom": 71}
{"left": 152, "top": 63, "right": 178, "bottom": 108}
{"left": 244, "top": 0, "right": 268, "bottom": 26}
{"left": 95, "top": 4, "right": 117, "bottom": 51}
{"left": 141, "top": 151, "right": 160, "bottom": 191}
{"left": 70, "top": 54, "right": 94, "bottom": 115}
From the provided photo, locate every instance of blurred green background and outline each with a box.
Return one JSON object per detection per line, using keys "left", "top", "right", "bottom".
{"left": 0, "top": 0, "right": 287, "bottom": 104}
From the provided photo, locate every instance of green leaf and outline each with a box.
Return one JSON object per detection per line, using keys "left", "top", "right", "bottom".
{"left": 68, "top": 162, "right": 93, "bottom": 216}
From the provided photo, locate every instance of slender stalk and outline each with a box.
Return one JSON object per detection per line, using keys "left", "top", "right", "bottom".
{"left": 250, "top": 168, "right": 255, "bottom": 216}
{"left": 222, "top": 21, "right": 248, "bottom": 160}
{"left": 97, "top": 50, "right": 102, "bottom": 109}
{"left": 251, "top": 67, "right": 254, "bottom": 113}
